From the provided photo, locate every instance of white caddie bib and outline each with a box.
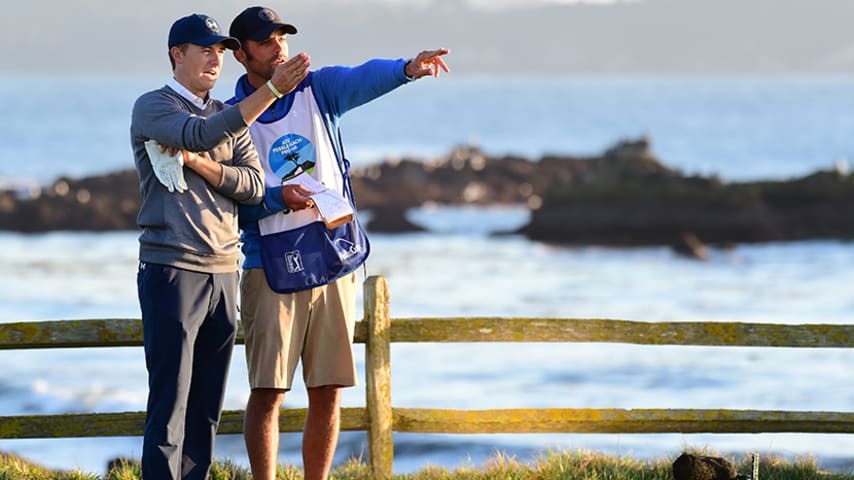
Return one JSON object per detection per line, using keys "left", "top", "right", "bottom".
{"left": 252, "top": 86, "right": 344, "bottom": 235}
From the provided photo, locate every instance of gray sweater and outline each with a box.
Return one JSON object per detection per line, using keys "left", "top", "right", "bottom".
{"left": 130, "top": 85, "right": 264, "bottom": 273}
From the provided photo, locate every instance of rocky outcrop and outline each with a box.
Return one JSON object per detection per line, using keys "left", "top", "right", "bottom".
{"left": 518, "top": 138, "right": 854, "bottom": 246}
{"left": 1, "top": 138, "right": 853, "bottom": 251}
{"left": 0, "top": 171, "right": 140, "bottom": 233}
{"left": 349, "top": 145, "right": 590, "bottom": 210}
{"left": 364, "top": 206, "right": 426, "bottom": 233}
{"left": 0, "top": 144, "right": 592, "bottom": 233}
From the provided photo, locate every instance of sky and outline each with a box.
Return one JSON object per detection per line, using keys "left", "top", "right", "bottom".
{"left": 2, "top": 0, "right": 854, "bottom": 76}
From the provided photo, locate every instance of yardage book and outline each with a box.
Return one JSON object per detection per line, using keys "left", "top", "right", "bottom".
{"left": 286, "top": 173, "right": 354, "bottom": 229}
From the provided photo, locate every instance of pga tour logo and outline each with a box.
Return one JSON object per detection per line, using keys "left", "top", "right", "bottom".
{"left": 284, "top": 250, "right": 304, "bottom": 273}
{"left": 284, "top": 241, "right": 361, "bottom": 274}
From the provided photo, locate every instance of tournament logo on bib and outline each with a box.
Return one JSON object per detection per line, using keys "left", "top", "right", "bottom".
{"left": 269, "top": 134, "right": 316, "bottom": 181}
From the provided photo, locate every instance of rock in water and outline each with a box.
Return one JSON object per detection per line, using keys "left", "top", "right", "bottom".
{"left": 672, "top": 452, "right": 742, "bottom": 480}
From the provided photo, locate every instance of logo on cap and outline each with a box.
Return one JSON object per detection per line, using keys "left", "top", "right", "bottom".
{"left": 258, "top": 8, "right": 276, "bottom": 21}
{"left": 205, "top": 17, "right": 220, "bottom": 33}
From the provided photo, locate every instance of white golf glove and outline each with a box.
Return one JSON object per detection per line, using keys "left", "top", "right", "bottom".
{"left": 144, "top": 140, "right": 188, "bottom": 193}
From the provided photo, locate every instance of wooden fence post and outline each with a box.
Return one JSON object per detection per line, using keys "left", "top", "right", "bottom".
{"left": 364, "top": 275, "right": 393, "bottom": 479}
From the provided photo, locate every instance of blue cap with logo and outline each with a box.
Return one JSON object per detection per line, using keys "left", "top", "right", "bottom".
{"left": 168, "top": 14, "right": 241, "bottom": 50}
{"left": 230, "top": 6, "right": 297, "bottom": 44}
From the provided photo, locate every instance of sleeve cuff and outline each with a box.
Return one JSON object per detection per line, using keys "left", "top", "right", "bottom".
{"left": 265, "top": 185, "right": 290, "bottom": 214}
{"left": 403, "top": 58, "right": 416, "bottom": 81}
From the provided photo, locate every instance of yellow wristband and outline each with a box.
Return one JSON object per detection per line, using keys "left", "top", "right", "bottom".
{"left": 266, "top": 80, "right": 284, "bottom": 99}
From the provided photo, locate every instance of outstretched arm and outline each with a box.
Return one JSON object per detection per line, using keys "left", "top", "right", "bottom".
{"left": 314, "top": 48, "right": 451, "bottom": 116}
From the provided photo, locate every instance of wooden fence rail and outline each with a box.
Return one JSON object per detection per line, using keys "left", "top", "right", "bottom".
{"left": 0, "top": 274, "right": 852, "bottom": 478}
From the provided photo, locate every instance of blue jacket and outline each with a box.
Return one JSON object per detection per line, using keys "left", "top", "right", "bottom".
{"left": 228, "top": 58, "right": 412, "bottom": 269}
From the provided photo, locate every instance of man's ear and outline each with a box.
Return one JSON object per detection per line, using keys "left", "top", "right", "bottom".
{"left": 233, "top": 48, "right": 247, "bottom": 66}
{"left": 170, "top": 46, "right": 183, "bottom": 65}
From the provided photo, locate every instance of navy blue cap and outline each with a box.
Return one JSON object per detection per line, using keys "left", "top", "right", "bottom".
{"left": 230, "top": 6, "right": 297, "bottom": 44}
{"left": 168, "top": 14, "right": 241, "bottom": 50}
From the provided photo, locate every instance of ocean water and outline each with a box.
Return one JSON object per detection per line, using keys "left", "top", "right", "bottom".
{"left": 0, "top": 74, "right": 853, "bottom": 475}
{"left": 3, "top": 74, "right": 854, "bottom": 185}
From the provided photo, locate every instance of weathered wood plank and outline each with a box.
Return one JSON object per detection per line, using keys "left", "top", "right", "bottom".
{"left": 364, "top": 276, "right": 394, "bottom": 480}
{"left": 391, "top": 408, "right": 854, "bottom": 434}
{"left": 0, "top": 319, "right": 369, "bottom": 349}
{"left": 0, "top": 408, "right": 368, "bottom": 439}
{"left": 389, "top": 318, "right": 854, "bottom": 348}
{"left": 0, "top": 319, "right": 146, "bottom": 349}
{"left": 3, "top": 318, "right": 851, "bottom": 349}
{"left": 0, "top": 411, "right": 147, "bottom": 438}
{"left": 6, "top": 407, "right": 850, "bottom": 439}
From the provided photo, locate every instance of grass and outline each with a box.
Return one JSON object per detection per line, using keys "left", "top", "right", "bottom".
{"left": 1, "top": 448, "right": 851, "bottom": 480}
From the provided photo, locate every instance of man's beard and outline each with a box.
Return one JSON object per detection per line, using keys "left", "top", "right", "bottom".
{"left": 244, "top": 50, "right": 277, "bottom": 81}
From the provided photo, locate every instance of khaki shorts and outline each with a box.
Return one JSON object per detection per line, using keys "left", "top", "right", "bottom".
{"left": 239, "top": 268, "right": 359, "bottom": 390}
